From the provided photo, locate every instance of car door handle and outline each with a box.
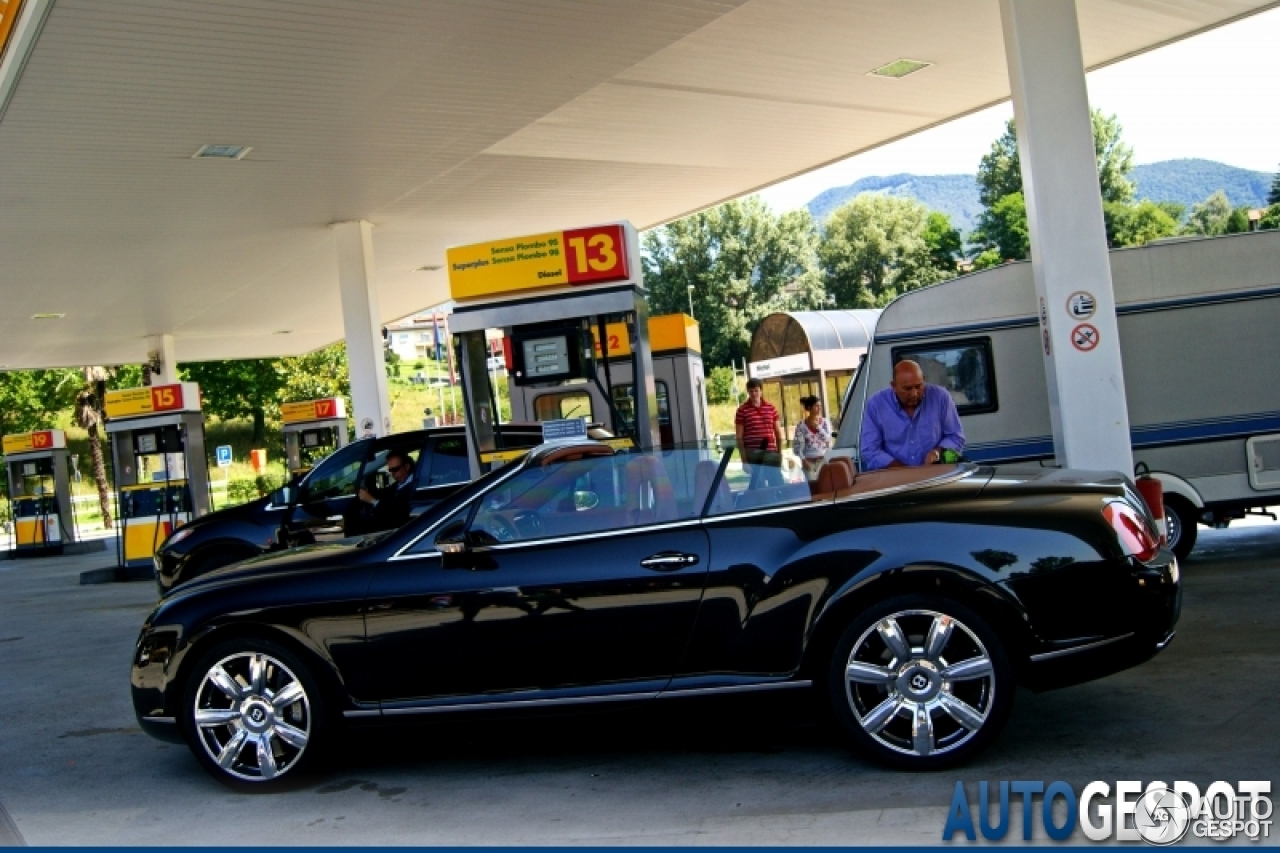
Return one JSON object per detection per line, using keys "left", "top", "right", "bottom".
{"left": 640, "top": 552, "right": 699, "bottom": 571}
{"left": 314, "top": 515, "right": 344, "bottom": 534}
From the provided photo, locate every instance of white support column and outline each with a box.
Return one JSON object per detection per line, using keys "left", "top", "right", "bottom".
{"left": 999, "top": 0, "right": 1133, "bottom": 476}
{"left": 333, "top": 220, "right": 392, "bottom": 439}
{"left": 145, "top": 334, "right": 179, "bottom": 384}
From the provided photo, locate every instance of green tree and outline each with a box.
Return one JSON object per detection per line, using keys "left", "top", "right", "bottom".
{"left": 72, "top": 367, "right": 114, "bottom": 529}
{"left": 1259, "top": 205, "right": 1280, "bottom": 230}
{"left": 972, "top": 192, "right": 1030, "bottom": 263}
{"left": 1225, "top": 206, "right": 1252, "bottom": 234}
{"left": 818, "top": 194, "right": 953, "bottom": 309}
{"left": 278, "top": 344, "right": 352, "bottom": 427}
{"left": 643, "top": 196, "right": 824, "bottom": 367}
{"left": 976, "top": 110, "right": 1136, "bottom": 208}
{"left": 1269, "top": 165, "right": 1280, "bottom": 206}
{"left": 706, "top": 366, "right": 739, "bottom": 405}
{"left": 0, "top": 369, "right": 74, "bottom": 437}
{"left": 180, "top": 359, "right": 284, "bottom": 445}
{"left": 1181, "top": 190, "right": 1233, "bottom": 236}
{"left": 1103, "top": 199, "right": 1179, "bottom": 247}
{"left": 922, "top": 211, "right": 963, "bottom": 276}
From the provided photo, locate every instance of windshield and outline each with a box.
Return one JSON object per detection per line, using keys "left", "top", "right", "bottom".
{"left": 386, "top": 455, "right": 525, "bottom": 545}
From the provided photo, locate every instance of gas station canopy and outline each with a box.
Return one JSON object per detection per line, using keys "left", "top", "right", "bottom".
{"left": 0, "top": 0, "right": 1271, "bottom": 369}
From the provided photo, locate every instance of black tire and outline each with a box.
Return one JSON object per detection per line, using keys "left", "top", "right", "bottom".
{"left": 1163, "top": 496, "right": 1198, "bottom": 562}
{"left": 826, "top": 594, "right": 1013, "bottom": 770}
{"left": 181, "top": 637, "right": 329, "bottom": 790}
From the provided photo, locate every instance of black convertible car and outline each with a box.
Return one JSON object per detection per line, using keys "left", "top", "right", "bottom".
{"left": 132, "top": 441, "right": 1178, "bottom": 787}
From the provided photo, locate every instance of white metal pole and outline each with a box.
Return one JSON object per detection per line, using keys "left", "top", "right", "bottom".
{"left": 332, "top": 220, "right": 392, "bottom": 439}
{"left": 999, "top": 0, "right": 1133, "bottom": 475}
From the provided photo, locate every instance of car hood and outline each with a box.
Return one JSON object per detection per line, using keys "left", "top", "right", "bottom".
{"left": 161, "top": 536, "right": 374, "bottom": 599}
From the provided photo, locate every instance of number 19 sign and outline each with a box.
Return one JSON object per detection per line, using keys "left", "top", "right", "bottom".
{"left": 446, "top": 222, "right": 634, "bottom": 302}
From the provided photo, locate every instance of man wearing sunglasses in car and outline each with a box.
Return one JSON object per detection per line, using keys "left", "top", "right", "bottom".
{"left": 356, "top": 449, "right": 416, "bottom": 530}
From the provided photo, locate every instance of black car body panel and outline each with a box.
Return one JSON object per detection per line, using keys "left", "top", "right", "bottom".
{"left": 154, "top": 425, "right": 542, "bottom": 593}
{"left": 133, "top": 447, "right": 1178, "bottom": 763}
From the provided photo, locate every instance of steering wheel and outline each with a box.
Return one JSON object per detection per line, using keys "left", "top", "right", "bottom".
{"left": 489, "top": 515, "right": 518, "bottom": 543}
{"left": 512, "top": 511, "right": 544, "bottom": 538}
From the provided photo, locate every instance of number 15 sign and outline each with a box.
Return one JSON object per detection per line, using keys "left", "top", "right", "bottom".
{"left": 446, "top": 222, "right": 635, "bottom": 302}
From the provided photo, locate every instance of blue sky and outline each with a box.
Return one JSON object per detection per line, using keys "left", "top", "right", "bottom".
{"left": 757, "top": 7, "right": 1280, "bottom": 212}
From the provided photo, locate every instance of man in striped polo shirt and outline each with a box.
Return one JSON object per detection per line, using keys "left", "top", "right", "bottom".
{"left": 735, "top": 378, "right": 785, "bottom": 486}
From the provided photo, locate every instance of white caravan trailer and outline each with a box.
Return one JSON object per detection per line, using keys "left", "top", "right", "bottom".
{"left": 834, "top": 230, "right": 1280, "bottom": 560}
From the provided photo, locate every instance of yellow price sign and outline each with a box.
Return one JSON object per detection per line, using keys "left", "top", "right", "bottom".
{"left": 281, "top": 398, "right": 345, "bottom": 425}
{"left": 3, "top": 429, "right": 66, "bottom": 455}
{"left": 448, "top": 223, "right": 631, "bottom": 302}
{"left": 104, "top": 383, "right": 201, "bottom": 419}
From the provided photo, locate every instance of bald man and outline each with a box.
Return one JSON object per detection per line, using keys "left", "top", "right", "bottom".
{"left": 859, "top": 359, "right": 965, "bottom": 470}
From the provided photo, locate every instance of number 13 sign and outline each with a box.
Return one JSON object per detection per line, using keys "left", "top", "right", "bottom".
{"left": 446, "top": 222, "right": 635, "bottom": 301}
{"left": 563, "top": 224, "right": 628, "bottom": 286}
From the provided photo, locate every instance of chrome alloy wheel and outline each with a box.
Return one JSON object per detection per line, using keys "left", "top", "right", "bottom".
{"left": 843, "top": 609, "right": 995, "bottom": 758}
{"left": 192, "top": 652, "right": 311, "bottom": 782}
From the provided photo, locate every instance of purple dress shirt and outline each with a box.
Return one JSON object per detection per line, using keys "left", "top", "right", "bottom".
{"left": 859, "top": 384, "right": 965, "bottom": 470}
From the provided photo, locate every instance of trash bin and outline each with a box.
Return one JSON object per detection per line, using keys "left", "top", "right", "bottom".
{"left": 249, "top": 448, "right": 267, "bottom": 472}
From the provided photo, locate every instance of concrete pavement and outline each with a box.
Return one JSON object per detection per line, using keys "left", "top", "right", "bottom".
{"left": 0, "top": 521, "right": 1276, "bottom": 845}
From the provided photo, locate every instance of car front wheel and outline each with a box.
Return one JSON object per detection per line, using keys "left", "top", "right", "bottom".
{"left": 181, "top": 638, "right": 326, "bottom": 789}
{"left": 828, "top": 596, "right": 1012, "bottom": 769}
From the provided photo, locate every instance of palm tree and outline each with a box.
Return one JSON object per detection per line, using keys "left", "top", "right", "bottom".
{"left": 74, "top": 367, "right": 113, "bottom": 529}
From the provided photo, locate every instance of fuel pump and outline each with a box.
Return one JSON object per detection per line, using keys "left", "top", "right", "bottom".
{"left": 507, "top": 313, "right": 710, "bottom": 450}
{"left": 281, "top": 397, "right": 348, "bottom": 477}
{"left": 103, "top": 382, "right": 211, "bottom": 570}
{"left": 445, "top": 221, "right": 661, "bottom": 477}
{"left": 3, "top": 429, "right": 76, "bottom": 555}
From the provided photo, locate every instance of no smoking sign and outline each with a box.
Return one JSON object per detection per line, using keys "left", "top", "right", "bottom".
{"left": 1071, "top": 323, "right": 1100, "bottom": 352}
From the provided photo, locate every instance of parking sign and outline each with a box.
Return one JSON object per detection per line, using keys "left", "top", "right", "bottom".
{"left": 215, "top": 445, "right": 233, "bottom": 468}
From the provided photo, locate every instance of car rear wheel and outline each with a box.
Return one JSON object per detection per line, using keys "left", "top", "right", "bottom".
{"left": 1163, "top": 496, "right": 1198, "bottom": 562}
{"left": 181, "top": 638, "right": 327, "bottom": 789}
{"left": 827, "top": 596, "right": 1012, "bottom": 769}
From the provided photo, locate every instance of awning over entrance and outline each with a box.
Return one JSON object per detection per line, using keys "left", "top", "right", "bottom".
{"left": 748, "top": 310, "right": 880, "bottom": 433}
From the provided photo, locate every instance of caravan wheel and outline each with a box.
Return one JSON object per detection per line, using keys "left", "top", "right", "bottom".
{"left": 1164, "top": 497, "right": 1197, "bottom": 562}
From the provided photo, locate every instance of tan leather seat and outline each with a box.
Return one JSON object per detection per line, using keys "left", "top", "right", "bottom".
{"left": 811, "top": 459, "right": 855, "bottom": 500}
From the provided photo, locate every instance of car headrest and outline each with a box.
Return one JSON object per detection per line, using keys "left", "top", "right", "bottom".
{"left": 815, "top": 460, "right": 854, "bottom": 494}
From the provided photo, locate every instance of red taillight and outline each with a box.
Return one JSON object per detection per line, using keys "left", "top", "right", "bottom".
{"left": 1103, "top": 501, "right": 1160, "bottom": 562}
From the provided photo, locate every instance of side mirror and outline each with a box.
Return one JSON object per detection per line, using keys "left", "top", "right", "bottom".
{"left": 271, "top": 485, "right": 296, "bottom": 507}
{"left": 435, "top": 519, "right": 471, "bottom": 569}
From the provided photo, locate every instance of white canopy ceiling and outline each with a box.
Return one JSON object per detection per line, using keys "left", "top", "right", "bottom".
{"left": 0, "top": 0, "right": 1272, "bottom": 368}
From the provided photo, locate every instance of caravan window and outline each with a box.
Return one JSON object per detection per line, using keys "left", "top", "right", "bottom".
{"left": 891, "top": 338, "right": 997, "bottom": 415}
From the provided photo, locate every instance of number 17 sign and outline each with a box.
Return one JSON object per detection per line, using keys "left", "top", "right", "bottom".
{"left": 446, "top": 222, "right": 636, "bottom": 301}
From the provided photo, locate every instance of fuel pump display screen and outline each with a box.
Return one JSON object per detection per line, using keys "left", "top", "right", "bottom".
{"left": 22, "top": 462, "right": 36, "bottom": 476}
{"left": 523, "top": 337, "right": 570, "bottom": 377}
{"left": 136, "top": 433, "right": 158, "bottom": 454}
{"left": 510, "top": 325, "right": 591, "bottom": 386}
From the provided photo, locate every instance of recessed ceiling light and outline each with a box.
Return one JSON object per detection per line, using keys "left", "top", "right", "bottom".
{"left": 273, "top": 329, "right": 293, "bottom": 335}
{"left": 31, "top": 312, "right": 65, "bottom": 319}
{"left": 193, "top": 144, "right": 251, "bottom": 160}
{"left": 868, "top": 59, "right": 932, "bottom": 79}
{"left": 416, "top": 265, "right": 443, "bottom": 272}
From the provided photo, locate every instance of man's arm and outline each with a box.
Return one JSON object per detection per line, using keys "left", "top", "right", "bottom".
{"left": 858, "top": 405, "right": 895, "bottom": 471}
{"left": 772, "top": 414, "right": 785, "bottom": 455}
{"left": 936, "top": 390, "right": 965, "bottom": 453}
{"left": 735, "top": 422, "right": 745, "bottom": 456}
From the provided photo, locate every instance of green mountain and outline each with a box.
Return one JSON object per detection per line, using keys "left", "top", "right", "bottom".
{"left": 806, "top": 159, "right": 1272, "bottom": 234}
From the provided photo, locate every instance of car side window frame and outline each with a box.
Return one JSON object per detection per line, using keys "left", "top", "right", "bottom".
{"left": 298, "top": 439, "right": 370, "bottom": 502}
